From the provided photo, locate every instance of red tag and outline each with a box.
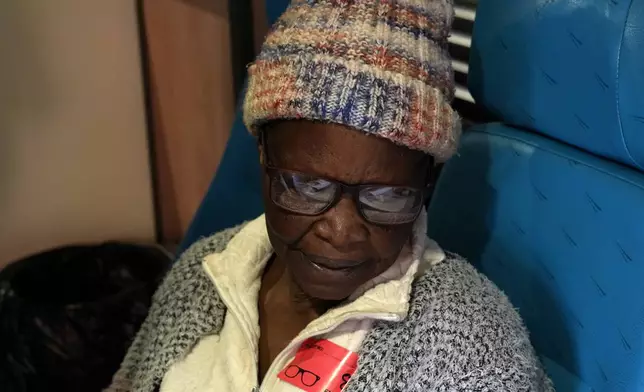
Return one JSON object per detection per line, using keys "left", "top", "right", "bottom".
{"left": 278, "top": 338, "right": 358, "bottom": 392}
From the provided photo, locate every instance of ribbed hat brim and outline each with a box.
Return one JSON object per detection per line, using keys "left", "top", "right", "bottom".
{"left": 244, "top": 54, "right": 461, "bottom": 161}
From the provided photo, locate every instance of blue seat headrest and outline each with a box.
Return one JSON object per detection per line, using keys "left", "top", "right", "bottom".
{"left": 468, "top": 0, "right": 644, "bottom": 170}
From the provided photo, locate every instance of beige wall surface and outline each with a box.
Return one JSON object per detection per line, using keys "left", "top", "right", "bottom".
{"left": 0, "top": 1, "right": 155, "bottom": 268}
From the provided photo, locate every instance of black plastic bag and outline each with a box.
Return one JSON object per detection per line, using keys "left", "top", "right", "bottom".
{"left": 0, "top": 242, "right": 172, "bottom": 392}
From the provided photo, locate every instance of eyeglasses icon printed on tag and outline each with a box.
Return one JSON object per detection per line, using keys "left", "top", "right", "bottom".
{"left": 283, "top": 365, "right": 321, "bottom": 387}
{"left": 277, "top": 338, "right": 358, "bottom": 392}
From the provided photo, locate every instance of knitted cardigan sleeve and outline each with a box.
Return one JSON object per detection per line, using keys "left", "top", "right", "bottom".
{"left": 350, "top": 255, "right": 553, "bottom": 392}
{"left": 105, "top": 225, "right": 244, "bottom": 392}
{"left": 432, "top": 258, "right": 554, "bottom": 392}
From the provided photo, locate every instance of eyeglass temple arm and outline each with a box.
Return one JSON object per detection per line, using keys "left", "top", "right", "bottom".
{"left": 258, "top": 130, "right": 268, "bottom": 165}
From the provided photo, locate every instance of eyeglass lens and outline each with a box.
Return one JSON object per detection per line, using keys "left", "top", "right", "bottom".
{"left": 269, "top": 170, "right": 423, "bottom": 225}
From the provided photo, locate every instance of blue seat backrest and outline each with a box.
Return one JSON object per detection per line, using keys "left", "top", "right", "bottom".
{"left": 178, "top": 0, "right": 290, "bottom": 253}
{"left": 467, "top": 0, "right": 644, "bottom": 168}
{"left": 427, "top": 1, "right": 644, "bottom": 391}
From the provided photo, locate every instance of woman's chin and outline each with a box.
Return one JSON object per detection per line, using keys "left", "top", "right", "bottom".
{"left": 298, "top": 280, "right": 355, "bottom": 301}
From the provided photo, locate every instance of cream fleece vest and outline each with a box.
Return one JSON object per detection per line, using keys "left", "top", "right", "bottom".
{"left": 160, "top": 211, "right": 445, "bottom": 392}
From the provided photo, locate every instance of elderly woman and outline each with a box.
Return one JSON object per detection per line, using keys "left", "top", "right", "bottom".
{"left": 109, "top": 0, "right": 552, "bottom": 391}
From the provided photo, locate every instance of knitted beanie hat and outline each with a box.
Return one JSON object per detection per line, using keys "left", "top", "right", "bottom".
{"left": 243, "top": 0, "right": 461, "bottom": 161}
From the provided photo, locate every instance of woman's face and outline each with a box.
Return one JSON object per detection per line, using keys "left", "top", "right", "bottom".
{"left": 263, "top": 121, "right": 430, "bottom": 301}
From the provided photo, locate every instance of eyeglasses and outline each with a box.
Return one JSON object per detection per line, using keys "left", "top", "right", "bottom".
{"left": 265, "top": 166, "right": 426, "bottom": 225}
{"left": 283, "top": 365, "right": 320, "bottom": 387}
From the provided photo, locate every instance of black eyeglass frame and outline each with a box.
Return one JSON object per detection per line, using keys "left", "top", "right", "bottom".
{"left": 258, "top": 130, "right": 433, "bottom": 226}
{"left": 264, "top": 165, "right": 429, "bottom": 225}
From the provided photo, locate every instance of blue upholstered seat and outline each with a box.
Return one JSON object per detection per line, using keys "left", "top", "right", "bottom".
{"left": 428, "top": 1, "right": 644, "bottom": 390}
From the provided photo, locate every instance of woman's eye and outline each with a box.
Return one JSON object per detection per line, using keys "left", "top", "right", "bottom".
{"left": 392, "top": 188, "right": 412, "bottom": 197}
{"left": 292, "top": 177, "right": 332, "bottom": 192}
{"left": 289, "top": 175, "right": 335, "bottom": 201}
{"left": 360, "top": 187, "right": 418, "bottom": 212}
{"left": 367, "top": 187, "right": 408, "bottom": 200}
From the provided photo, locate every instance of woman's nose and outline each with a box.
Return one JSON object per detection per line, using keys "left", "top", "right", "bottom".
{"left": 313, "top": 196, "right": 369, "bottom": 251}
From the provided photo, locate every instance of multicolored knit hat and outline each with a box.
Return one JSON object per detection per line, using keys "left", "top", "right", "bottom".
{"left": 243, "top": 0, "right": 461, "bottom": 161}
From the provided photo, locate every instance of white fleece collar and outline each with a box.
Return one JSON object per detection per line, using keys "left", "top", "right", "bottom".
{"left": 202, "top": 209, "right": 443, "bottom": 349}
{"left": 161, "top": 212, "right": 445, "bottom": 392}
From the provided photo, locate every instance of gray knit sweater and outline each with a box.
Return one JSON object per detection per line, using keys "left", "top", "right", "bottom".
{"left": 107, "top": 225, "right": 553, "bottom": 392}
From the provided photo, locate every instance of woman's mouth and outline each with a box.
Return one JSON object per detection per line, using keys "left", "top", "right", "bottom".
{"left": 300, "top": 252, "right": 366, "bottom": 271}
{"left": 288, "top": 251, "right": 376, "bottom": 300}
